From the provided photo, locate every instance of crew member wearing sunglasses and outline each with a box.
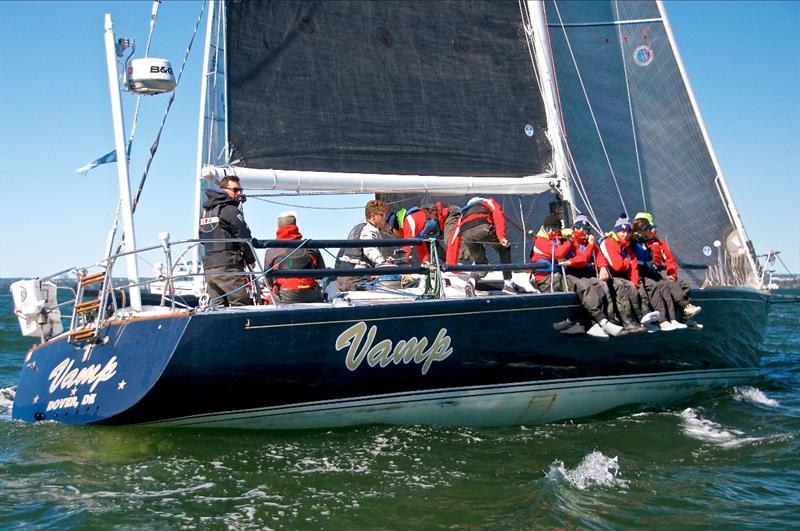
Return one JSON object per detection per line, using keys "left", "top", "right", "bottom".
{"left": 199, "top": 175, "right": 257, "bottom": 306}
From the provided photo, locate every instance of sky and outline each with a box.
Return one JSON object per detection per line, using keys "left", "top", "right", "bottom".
{"left": 0, "top": 0, "right": 798, "bottom": 279}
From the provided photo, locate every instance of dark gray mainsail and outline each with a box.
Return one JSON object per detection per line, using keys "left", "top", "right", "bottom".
{"left": 222, "top": 0, "right": 553, "bottom": 182}
{"left": 544, "top": 0, "right": 758, "bottom": 286}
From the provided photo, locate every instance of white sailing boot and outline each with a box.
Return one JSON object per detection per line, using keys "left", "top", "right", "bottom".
{"left": 641, "top": 310, "right": 660, "bottom": 325}
{"left": 599, "top": 318, "right": 624, "bottom": 337}
{"left": 587, "top": 323, "right": 610, "bottom": 338}
{"left": 670, "top": 320, "right": 688, "bottom": 329}
{"left": 684, "top": 304, "right": 702, "bottom": 318}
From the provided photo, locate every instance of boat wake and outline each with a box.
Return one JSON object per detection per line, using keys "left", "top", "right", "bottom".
{"left": 0, "top": 386, "right": 16, "bottom": 420}
{"left": 546, "top": 451, "right": 626, "bottom": 490}
{"left": 679, "top": 408, "right": 765, "bottom": 449}
{"left": 732, "top": 386, "right": 780, "bottom": 408}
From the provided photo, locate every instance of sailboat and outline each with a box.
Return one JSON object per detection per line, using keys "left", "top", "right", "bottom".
{"left": 10, "top": 0, "right": 769, "bottom": 429}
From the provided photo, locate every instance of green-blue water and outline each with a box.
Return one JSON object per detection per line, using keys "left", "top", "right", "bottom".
{"left": 1, "top": 290, "right": 798, "bottom": 528}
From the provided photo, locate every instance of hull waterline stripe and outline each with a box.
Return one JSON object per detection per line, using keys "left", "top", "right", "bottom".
{"left": 141, "top": 368, "right": 758, "bottom": 427}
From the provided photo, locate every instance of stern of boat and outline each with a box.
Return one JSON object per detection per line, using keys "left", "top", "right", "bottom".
{"left": 12, "top": 313, "right": 190, "bottom": 424}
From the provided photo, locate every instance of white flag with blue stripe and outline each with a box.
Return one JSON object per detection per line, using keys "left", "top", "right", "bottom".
{"left": 75, "top": 150, "right": 117, "bottom": 176}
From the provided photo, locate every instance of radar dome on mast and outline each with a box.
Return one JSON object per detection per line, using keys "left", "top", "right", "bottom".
{"left": 126, "top": 57, "right": 176, "bottom": 95}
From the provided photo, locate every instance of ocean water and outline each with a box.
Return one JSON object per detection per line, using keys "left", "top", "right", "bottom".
{"left": 1, "top": 290, "right": 798, "bottom": 528}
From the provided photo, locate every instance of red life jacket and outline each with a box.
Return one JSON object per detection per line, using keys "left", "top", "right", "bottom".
{"left": 597, "top": 234, "right": 639, "bottom": 285}
{"left": 271, "top": 225, "right": 319, "bottom": 290}
{"left": 446, "top": 198, "right": 507, "bottom": 265}
{"left": 649, "top": 238, "right": 678, "bottom": 277}
{"left": 530, "top": 236, "right": 572, "bottom": 281}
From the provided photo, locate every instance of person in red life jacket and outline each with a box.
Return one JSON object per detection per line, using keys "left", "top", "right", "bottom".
{"left": 635, "top": 212, "right": 702, "bottom": 324}
{"left": 446, "top": 197, "right": 516, "bottom": 296}
{"left": 632, "top": 216, "right": 685, "bottom": 330}
{"left": 263, "top": 211, "right": 326, "bottom": 304}
{"left": 530, "top": 214, "right": 623, "bottom": 338}
{"left": 529, "top": 212, "right": 573, "bottom": 290}
{"left": 596, "top": 213, "right": 660, "bottom": 332}
{"left": 401, "top": 203, "right": 449, "bottom": 265}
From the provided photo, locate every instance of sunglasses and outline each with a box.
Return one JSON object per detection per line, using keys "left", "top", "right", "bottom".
{"left": 226, "top": 187, "right": 243, "bottom": 193}
{"left": 573, "top": 222, "right": 591, "bottom": 230}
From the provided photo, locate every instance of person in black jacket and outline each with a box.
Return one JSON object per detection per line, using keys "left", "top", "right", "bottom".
{"left": 199, "top": 176, "right": 256, "bottom": 306}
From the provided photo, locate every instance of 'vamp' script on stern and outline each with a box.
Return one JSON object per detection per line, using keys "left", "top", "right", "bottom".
{"left": 335, "top": 321, "right": 453, "bottom": 375}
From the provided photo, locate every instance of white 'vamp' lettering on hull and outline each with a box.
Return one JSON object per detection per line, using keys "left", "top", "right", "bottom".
{"left": 48, "top": 356, "right": 118, "bottom": 393}
{"left": 335, "top": 321, "right": 453, "bottom": 375}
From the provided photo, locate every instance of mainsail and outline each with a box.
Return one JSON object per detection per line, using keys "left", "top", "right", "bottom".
{"left": 205, "top": 0, "right": 557, "bottom": 194}
{"left": 544, "top": 0, "right": 759, "bottom": 286}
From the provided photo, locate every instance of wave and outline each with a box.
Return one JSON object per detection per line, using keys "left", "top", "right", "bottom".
{"left": 679, "top": 408, "right": 765, "bottom": 449}
{"left": 732, "top": 386, "right": 780, "bottom": 408}
{"left": 546, "top": 450, "right": 625, "bottom": 490}
{"left": 0, "top": 386, "right": 16, "bottom": 419}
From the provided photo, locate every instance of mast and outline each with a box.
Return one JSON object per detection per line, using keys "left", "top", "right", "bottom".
{"left": 527, "top": 0, "right": 575, "bottom": 216}
{"left": 104, "top": 14, "right": 142, "bottom": 311}
{"left": 656, "top": 0, "right": 760, "bottom": 284}
{"left": 191, "top": 0, "right": 217, "bottom": 279}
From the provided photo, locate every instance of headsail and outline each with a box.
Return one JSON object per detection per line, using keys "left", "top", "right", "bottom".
{"left": 545, "top": 0, "right": 759, "bottom": 286}
{"left": 209, "top": 0, "right": 557, "bottom": 194}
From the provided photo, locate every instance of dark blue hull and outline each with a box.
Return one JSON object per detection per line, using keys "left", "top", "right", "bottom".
{"left": 12, "top": 287, "right": 769, "bottom": 429}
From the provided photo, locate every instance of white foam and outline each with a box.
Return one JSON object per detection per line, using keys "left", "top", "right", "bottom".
{"left": 679, "top": 408, "right": 763, "bottom": 449}
{"left": 546, "top": 450, "right": 625, "bottom": 490}
{"left": 733, "top": 386, "right": 780, "bottom": 408}
{"left": 0, "top": 386, "right": 16, "bottom": 419}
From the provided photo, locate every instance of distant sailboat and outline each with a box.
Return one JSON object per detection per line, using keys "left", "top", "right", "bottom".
{"left": 10, "top": 0, "right": 769, "bottom": 429}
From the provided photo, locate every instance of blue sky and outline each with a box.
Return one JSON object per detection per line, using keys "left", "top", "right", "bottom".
{"left": 0, "top": 0, "right": 798, "bottom": 278}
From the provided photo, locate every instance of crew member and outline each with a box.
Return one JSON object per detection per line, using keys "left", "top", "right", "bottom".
{"left": 335, "top": 199, "right": 392, "bottom": 291}
{"left": 263, "top": 211, "right": 325, "bottom": 303}
{"left": 401, "top": 202, "right": 449, "bottom": 264}
{"left": 635, "top": 212, "right": 701, "bottom": 324}
{"left": 199, "top": 175, "right": 256, "bottom": 306}
{"left": 596, "top": 213, "right": 659, "bottom": 332}
{"left": 446, "top": 197, "right": 515, "bottom": 296}
{"left": 632, "top": 216, "right": 685, "bottom": 330}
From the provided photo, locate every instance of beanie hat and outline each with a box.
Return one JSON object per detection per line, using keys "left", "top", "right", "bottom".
{"left": 573, "top": 214, "right": 590, "bottom": 228}
{"left": 277, "top": 210, "right": 297, "bottom": 227}
{"left": 634, "top": 212, "right": 654, "bottom": 225}
{"left": 542, "top": 213, "right": 562, "bottom": 228}
{"left": 614, "top": 213, "right": 632, "bottom": 231}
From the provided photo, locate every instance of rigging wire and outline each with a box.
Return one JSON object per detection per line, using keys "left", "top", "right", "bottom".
{"left": 551, "top": 0, "right": 628, "bottom": 215}
{"left": 247, "top": 193, "right": 427, "bottom": 210}
{"left": 125, "top": 0, "right": 162, "bottom": 166}
{"left": 131, "top": 0, "right": 207, "bottom": 214}
{"left": 613, "top": 0, "right": 647, "bottom": 211}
